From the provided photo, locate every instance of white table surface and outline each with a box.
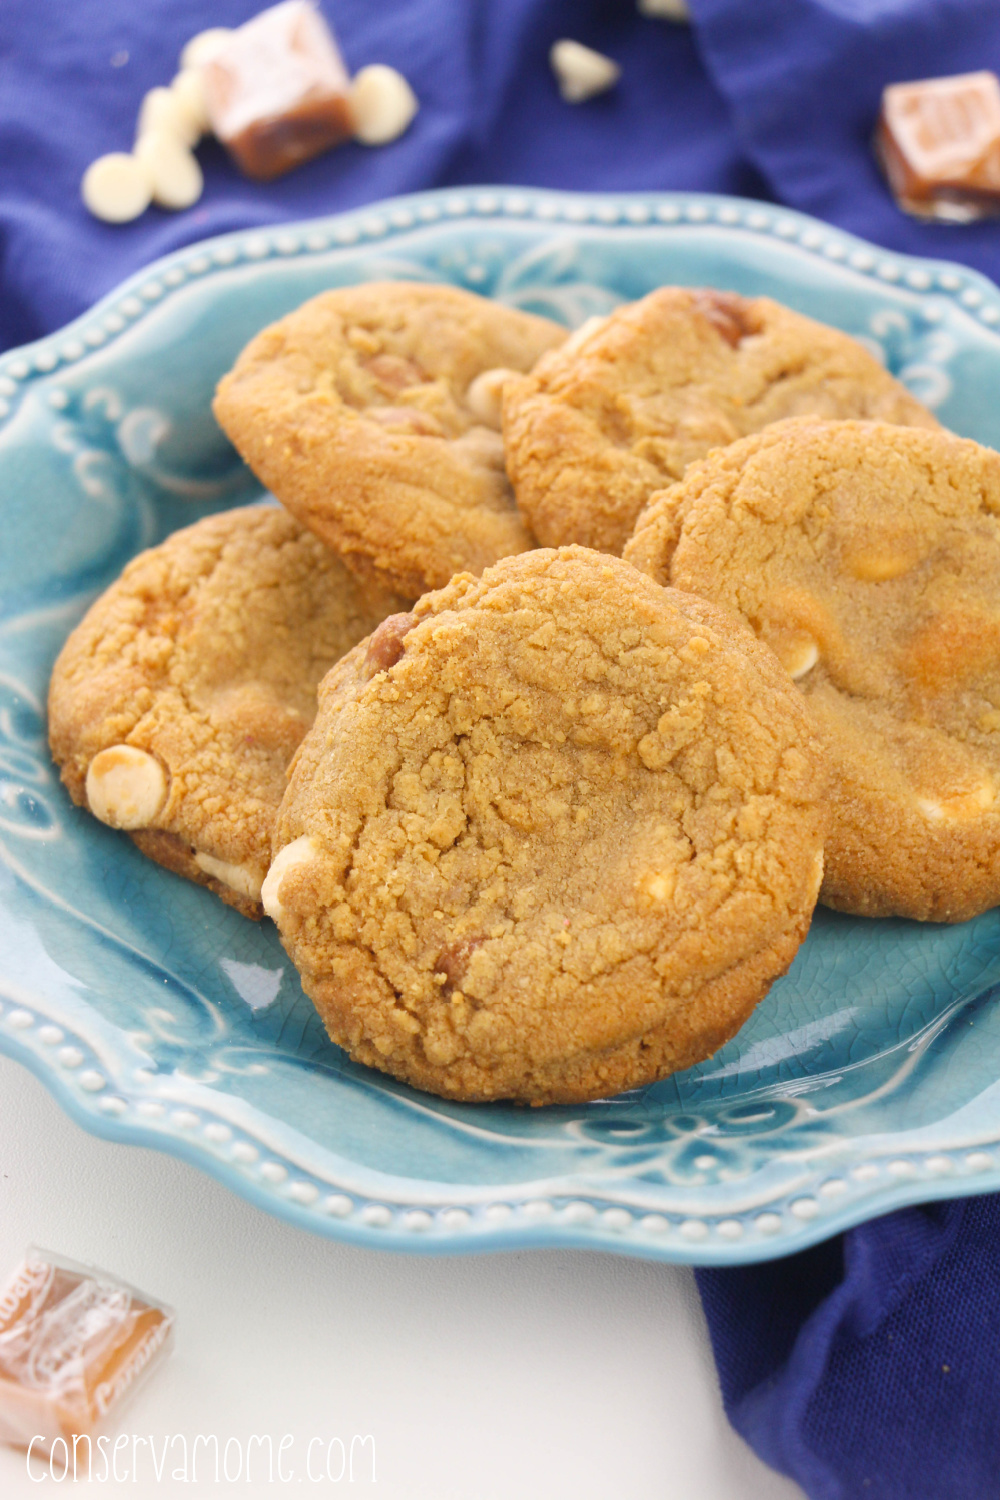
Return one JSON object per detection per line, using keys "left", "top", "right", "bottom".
{"left": 0, "top": 1051, "right": 806, "bottom": 1499}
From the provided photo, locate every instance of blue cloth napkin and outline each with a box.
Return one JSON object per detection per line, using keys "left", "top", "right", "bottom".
{"left": 691, "top": 0, "right": 1000, "bottom": 278}
{"left": 0, "top": 0, "right": 769, "bottom": 352}
{"left": 696, "top": 1198, "right": 1000, "bottom": 1499}
{"left": 3, "top": 4, "right": 1000, "bottom": 1499}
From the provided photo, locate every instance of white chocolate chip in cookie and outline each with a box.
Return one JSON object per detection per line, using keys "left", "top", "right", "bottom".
{"left": 86, "top": 746, "right": 168, "bottom": 828}
{"left": 785, "top": 637, "right": 819, "bottom": 680}
{"left": 261, "top": 836, "right": 322, "bottom": 922}
{"left": 193, "top": 852, "right": 264, "bottom": 903}
{"left": 844, "top": 548, "right": 918, "bottom": 582}
{"left": 451, "top": 425, "right": 507, "bottom": 472}
{"left": 766, "top": 626, "right": 819, "bottom": 681}
{"left": 917, "top": 779, "right": 995, "bottom": 823}
{"left": 466, "top": 368, "right": 519, "bottom": 429}
{"left": 562, "top": 315, "right": 610, "bottom": 356}
{"left": 807, "top": 848, "right": 825, "bottom": 900}
{"left": 550, "top": 40, "right": 621, "bottom": 104}
{"left": 366, "top": 406, "right": 444, "bottom": 436}
{"left": 637, "top": 868, "right": 677, "bottom": 905}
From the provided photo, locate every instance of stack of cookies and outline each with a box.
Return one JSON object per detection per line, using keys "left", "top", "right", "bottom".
{"left": 49, "top": 279, "right": 1000, "bottom": 1105}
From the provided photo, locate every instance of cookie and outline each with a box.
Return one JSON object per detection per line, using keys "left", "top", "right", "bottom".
{"left": 263, "top": 547, "right": 826, "bottom": 1104}
{"left": 212, "top": 282, "right": 567, "bottom": 596}
{"left": 503, "top": 286, "right": 939, "bottom": 557}
{"left": 49, "top": 506, "right": 408, "bottom": 917}
{"left": 625, "top": 417, "right": 1000, "bottom": 922}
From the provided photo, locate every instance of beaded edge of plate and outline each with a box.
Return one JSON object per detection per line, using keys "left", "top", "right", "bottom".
{"left": 2, "top": 986, "right": 999, "bottom": 1263}
{"left": 0, "top": 190, "right": 999, "bottom": 424}
{"left": 4, "top": 190, "right": 1000, "bottom": 1260}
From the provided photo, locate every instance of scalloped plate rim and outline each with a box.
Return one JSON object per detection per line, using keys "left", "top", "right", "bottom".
{"left": 3, "top": 185, "right": 1000, "bottom": 1265}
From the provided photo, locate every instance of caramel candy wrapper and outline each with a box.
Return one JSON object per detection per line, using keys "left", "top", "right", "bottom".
{"left": 202, "top": 0, "right": 354, "bottom": 180}
{"left": 876, "top": 70, "right": 1000, "bottom": 222}
{"left": 0, "top": 1248, "right": 174, "bottom": 1456}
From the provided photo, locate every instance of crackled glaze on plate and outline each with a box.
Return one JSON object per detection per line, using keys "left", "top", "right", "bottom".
{"left": 3, "top": 188, "right": 1000, "bottom": 1264}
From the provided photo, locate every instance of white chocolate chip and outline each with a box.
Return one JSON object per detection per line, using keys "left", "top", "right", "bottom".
{"left": 170, "top": 68, "right": 211, "bottom": 139}
{"left": 193, "top": 852, "right": 264, "bottom": 903}
{"left": 638, "top": 0, "right": 690, "bottom": 20}
{"left": 80, "top": 154, "right": 153, "bottom": 224}
{"left": 466, "top": 367, "right": 519, "bottom": 429}
{"left": 85, "top": 746, "right": 167, "bottom": 828}
{"left": 638, "top": 868, "right": 677, "bottom": 904}
{"left": 179, "top": 26, "right": 233, "bottom": 71}
{"left": 349, "top": 65, "right": 419, "bottom": 145}
{"left": 845, "top": 549, "right": 916, "bottom": 582}
{"left": 562, "top": 314, "right": 610, "bottom": 355}
{"left": 451, "top": 425, "right": 506, "bottom": 472}
{"left": 550, "top": 40, "right": 621, "bottom": 103}
{"left": 261, "top": 835, "right": 321, "bottom": 922}
{"left": 917, "top": 781, "right": 995, "bottom": 823}
{"left": 137, "top": 85, "right": 199, "bottom": 147}
{"left": 135, "top": 131, "right": 204, "bottom": 209}
{"left": 786, "top": 638, "right": 819, "bottom": 680}
{"left": 808, "top": 848, "right": 825, "bottom": 900}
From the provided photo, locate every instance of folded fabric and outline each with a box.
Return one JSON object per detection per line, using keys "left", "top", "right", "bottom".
{"left": 687, "top": 8, "right": 1000, "bottom": 1498}
{"left": 0, "top": 0, "right": 768, "bottom": 353}
{"left": 4, "top": 5, "right": 1000, "bottom": 1500}
{"left": 690, "top": 0, "right": 1000, "bottom": 283}
{"left": 696, "top": 1197, "right": 1000, "bottom": 1499}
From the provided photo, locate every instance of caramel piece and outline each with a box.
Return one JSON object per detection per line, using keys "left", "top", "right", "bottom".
{"left": 875, "top": 71, "right": 1000, "bottom": 222}
{"left": 433, "top": 938, "right": 484, "bottom": 996}
{"left": 201, "top": 0, "right": 354, "bottom": 181}
{"left": 0, "top": 1249, "right": 174, "bottom": 1455}
{"left": 364, "top": 612, "right": 418, "bottom": 676}
{"left": 691, "top": 289, "right": 757, "bottom": 348}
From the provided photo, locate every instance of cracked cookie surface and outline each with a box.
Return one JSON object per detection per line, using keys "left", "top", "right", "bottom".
{"left": 267, "top": 546, "right": 826, "bottom": 1104}
{"left": 625, "top": 417, "right": 1000, "bottom": 921}
{"left": 503, "top": 286, "right": 939, "bottom": 557}
{"left": 213, "top": 282, "right": 566, "bottom": 596}
{"left": 49, "top": 506, "right": 408, "bottom": 916}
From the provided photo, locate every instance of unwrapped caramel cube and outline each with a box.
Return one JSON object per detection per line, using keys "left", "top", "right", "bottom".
{"left": 0, "top": 1248, "right": 174, "bottom": 1456}
{"left": 202, "top": 0, "right": 354, "bottom": 180}
{"left": 876, "top": 70, "right": 1000, "bottom": 222}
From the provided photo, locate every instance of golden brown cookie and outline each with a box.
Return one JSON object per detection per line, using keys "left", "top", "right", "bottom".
{"left": 625, "top": 417, "right": 1000, "bottom": 922}
{"left": 212, "top": 282, "right": 567, "bottom": 596}
{"left": 263, "top": 546, "right": 826, "bottom": 1104}
{"left": 49, "top": 506, "right": 408, "bottom": 917}
{"left": 503, "top": 287, "right": 939, "bottom": 557}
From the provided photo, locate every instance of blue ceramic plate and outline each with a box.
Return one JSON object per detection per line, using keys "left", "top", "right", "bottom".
{"left": 4, "top": 188, "right": 1000, "bottom": 1265}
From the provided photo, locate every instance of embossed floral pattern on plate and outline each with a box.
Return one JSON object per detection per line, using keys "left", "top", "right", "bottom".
{"left": 3, "top": 189, "right": 1000, "bottom": 1263}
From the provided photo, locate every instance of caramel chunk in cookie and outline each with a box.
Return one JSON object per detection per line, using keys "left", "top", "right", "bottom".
{"left": 363, "top": 611, "right": 417, "bottom": 675}
{"left": 213, "top": 283, "right": 566, "bottom": 596}
{"left": 503, "top": 286, "right": 939, "bottom": 557}
{"left": 625, "top": 417, "right": 1000, "bottom": 922}
{"left": 267, "top": 547, "right": 826, "bottom": 1104}
{"left": 49, "top": 506, "right": 408, "bottom": 917}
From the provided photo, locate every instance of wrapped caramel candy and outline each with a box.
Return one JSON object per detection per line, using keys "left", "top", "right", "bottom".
{"left": 876, "top": 70, "right": 1000, "bottom": 222}
{"left": 0, "top": 1248, "right": 174, "bottom": 1457}
{"left": 202, "top": 0, "right": 354, "bottom": 180}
